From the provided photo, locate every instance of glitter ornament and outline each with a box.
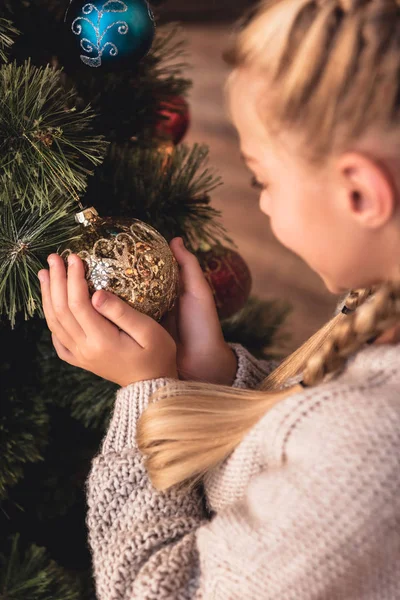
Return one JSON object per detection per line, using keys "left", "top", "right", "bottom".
{"left": 65, "top": 0, "right": 156, "bottom": 68}
{"left": 60, "top": 207, "right": 179, "bottom": 322}
{"left": 196, "top": 244, "right": 252, "bottom": 320}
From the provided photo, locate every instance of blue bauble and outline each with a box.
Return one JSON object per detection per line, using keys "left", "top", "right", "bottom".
{"left": 65, "top": 0, "right": 155, "bottom": 68}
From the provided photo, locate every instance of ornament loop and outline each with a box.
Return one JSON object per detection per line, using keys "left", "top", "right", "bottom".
{"left": 75, "top": 206, "right": 100, "bottom": 226}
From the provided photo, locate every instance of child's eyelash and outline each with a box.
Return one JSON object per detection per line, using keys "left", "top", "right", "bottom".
{"left": 250, "top": 176, "right": 268, "bottom": 191}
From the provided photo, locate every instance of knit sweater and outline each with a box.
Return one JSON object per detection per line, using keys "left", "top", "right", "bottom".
{"left": 85, "top": 341, "right": 400, "bottom": 599}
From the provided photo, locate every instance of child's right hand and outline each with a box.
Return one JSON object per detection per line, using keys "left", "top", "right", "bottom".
{"left": 161, "top": 238, "right": 238, "bottom": 386}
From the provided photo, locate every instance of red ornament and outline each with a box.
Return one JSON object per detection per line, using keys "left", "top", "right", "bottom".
{"left": 155, "top": 95, "right": 190, "bottom": 145}
{"left": 196, "top": 245, "right": 252, "bottom": 319}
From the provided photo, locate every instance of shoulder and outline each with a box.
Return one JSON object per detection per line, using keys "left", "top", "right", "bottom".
{"left": 257, "top": 369, "right": 400, "bottom": 472}
{"left": 200, "top": 360, "right": 400, "bottom": 598}
{"left": 247, "top": 376, "right": 400, "bottom": 532}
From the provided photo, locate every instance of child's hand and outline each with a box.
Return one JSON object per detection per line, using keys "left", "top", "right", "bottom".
{"left": 38, "top": 254, "right": 178, "bottom": 387}
{"left": 161, "top": 238, "right": 238, "bottom": 386}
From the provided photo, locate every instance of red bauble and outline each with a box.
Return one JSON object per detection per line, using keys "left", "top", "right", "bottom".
{"left": 196, "top": 245, "right": 252, "bottom": 319}
{"left": 155, "top": 95, "right": 190, "bottom": 145}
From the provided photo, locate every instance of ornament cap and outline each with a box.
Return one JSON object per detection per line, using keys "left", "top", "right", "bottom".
{"left": 75, "top": 207, "right": 100, "bottom": 227}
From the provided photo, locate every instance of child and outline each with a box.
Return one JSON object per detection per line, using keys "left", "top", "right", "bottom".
{"left": 38, "top": 0, "right": 400, "bottom": 596}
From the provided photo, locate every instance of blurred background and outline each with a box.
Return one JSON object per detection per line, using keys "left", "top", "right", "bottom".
{"left": 157, "top": 0, "right": 338, "bottom": 352}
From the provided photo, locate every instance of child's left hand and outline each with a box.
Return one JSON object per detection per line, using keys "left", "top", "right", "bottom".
{"left": 38, "top": 253, "right": 179, "bottom": 387}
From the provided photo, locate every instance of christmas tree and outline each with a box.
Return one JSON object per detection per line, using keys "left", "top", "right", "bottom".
{"left": 0, "top": 2, "right": 291, "bottom": 597}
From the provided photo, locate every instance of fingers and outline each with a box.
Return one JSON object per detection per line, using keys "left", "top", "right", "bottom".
{"left": 47, "top": 254, "right": 86, "bottom": 343}
{"left": 40, "top": 252, "right": 173, "bottom": 359}
{"left": 92, "top": 290, "right": 157, "bottom": 348}
{"left": 66, "top": 254, "right": 117, "bottom": 340}
{"left": 169, "top": 238, "right": 212, "bottom": 300}
{"left": 40, "top": 254, "right": 118, "bottom": 350}
{"left": 39, "top": 266, "right": 77, "bottom": 352}
{"left": 51, "top": 333, "right": 79, "bottom": 366}
{"left": 159, "top": 304, "right": 180, "bottom": 344}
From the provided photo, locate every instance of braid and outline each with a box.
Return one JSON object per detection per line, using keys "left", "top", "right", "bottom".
{"left": 303, "top": 277, "right": 400, "bottom": 386}
{"left": 227, "top": 0, "right": 400, "bottom": 159}
{"left": 334, "top": 0, "right": 371, "bottom": 12}
{"left": 339, "top": 285, "right": 378, "bottom": 313}
{"left": 259, "top": 285, "right": 375, "bottom": 391}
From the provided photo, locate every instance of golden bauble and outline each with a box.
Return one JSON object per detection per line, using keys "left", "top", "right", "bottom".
{"left": 60, "top": 207, "right": 179, "bottom": 322}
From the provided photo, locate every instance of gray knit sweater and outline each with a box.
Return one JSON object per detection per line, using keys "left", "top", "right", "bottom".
{"left": 85, "top": 341, "right": 400, "bottom": 599}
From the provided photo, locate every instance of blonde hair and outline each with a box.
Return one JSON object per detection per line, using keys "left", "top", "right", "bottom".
{"left": 137, "top": 0, "right": 400, "bottom": 493}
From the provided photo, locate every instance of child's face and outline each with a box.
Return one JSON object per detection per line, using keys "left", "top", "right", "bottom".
{"left": 228, "top": 68, "right": 395, "bottom": 295}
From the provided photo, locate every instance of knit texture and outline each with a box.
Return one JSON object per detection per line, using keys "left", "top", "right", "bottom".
{"left": 85, "top": 341, "right": 400, "bottom": 599}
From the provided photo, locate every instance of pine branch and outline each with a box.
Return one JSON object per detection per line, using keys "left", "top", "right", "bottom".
{"left": 0, "top": 59, "right": 108, "bottom": 210}
{"left": 0, "top": 317, "right": 50, "bottom": 501}
{"left": 0, "top": 533, "right": 81, "bottom": 600}
{"left": 150, "top": 23, "right": 190, "bottom": 73}
{"left": 141, "top": 23, "right": 192, "bottom": 103}
{"left": 222, "top": 295, "right": 293, "bottom": 359}
{"left": 82, "top": 141, "right": 234, "bottom": 252}
{"left": 0, "top": 385, "right": 48, "bottom": 502}
{"left": 0, "top": 191, "right": 82, "bottom": 328}
{"left": 0, "top": 18, "right": 19, "bottom": 64}
{"left": 5, "top": 403, "right": 102, "bottom": 522}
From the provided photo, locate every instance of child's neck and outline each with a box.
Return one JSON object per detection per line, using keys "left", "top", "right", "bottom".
{"left": 373, "top": 324, "right": 400, "bottom": 345}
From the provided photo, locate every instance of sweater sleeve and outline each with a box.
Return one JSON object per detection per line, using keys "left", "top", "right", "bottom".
{"left": 85, "top": 379, "right": 400, "bottom": 599}
{"left": 228, "top": 342, "right": 281, "bottom": 389}
{"left": 85, "top": 377, "right": 208, "bottom": 600}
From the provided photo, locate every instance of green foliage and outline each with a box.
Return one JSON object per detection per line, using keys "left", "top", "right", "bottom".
{"left": 0, "top": 18, "right": 19, "bottom": 64}
{"left": 5, "top": 402, "right": 102, "bottom": 522}
{"left": 144, "top": 23, "right": 191, "bottom": 100}
{"left": 0, "top": 60, "right": 107, "bottom": 209}
{"left": 0, "top": 534, "right": 81, "bottom": 600}
{"left": 0, "top": 191, "right": 81, "bottom": 327}
{"left": 0, "top": 388, "right": 48, "bottom": 502}
{"left": 222, "top": 296, "right": 293, "bottom": 359}
{"left": 0, "top": 318, "right": 50, "bottom": 501}
{"left": 84, "top": 141, "right": 234, "bottom": 252}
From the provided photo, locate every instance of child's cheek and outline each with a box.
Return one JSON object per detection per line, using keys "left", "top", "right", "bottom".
{"left": 270, "top": 209, "right": 306, "bottom": 258}
{"left": 269, "top": 215, "right": 290, "bottom": 248}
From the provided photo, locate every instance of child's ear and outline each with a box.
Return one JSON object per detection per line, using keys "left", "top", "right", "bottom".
{"left": 336, "top": 152, "right": 396, "bottom": 229}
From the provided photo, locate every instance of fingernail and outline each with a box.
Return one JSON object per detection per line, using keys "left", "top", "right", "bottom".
{"left": 47, "top": 256, "right": 54, "bottom": 266}
{"left": 95, "top": 291, "right": 107, "bottom": 307}
{"left": 68, "top": 255, "right": 75, "bottom": 266}
{"left": 38, "top": 271, "right": 45, "bottom": 283}
{"left": 180, "top": 238, "right": 185, "bottom": 248}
